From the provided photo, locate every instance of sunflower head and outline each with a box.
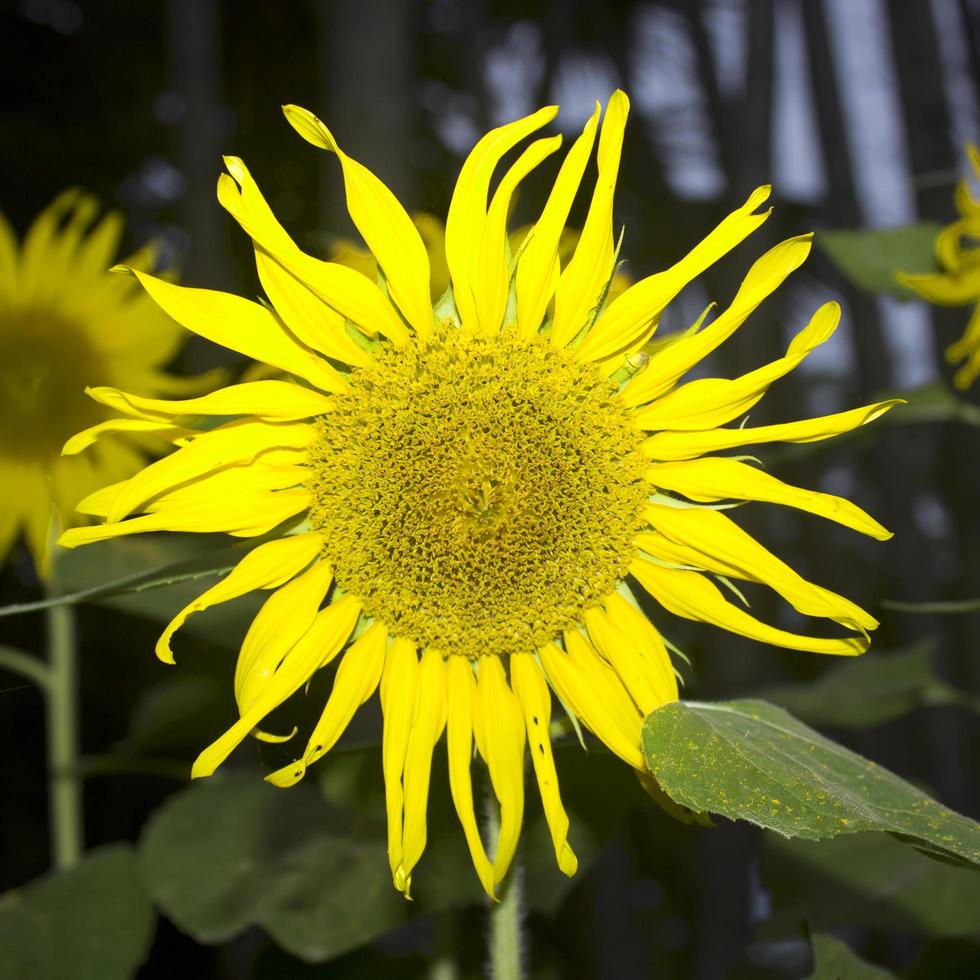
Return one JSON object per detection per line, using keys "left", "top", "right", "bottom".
{"left": 59, "top": 92, "right": 894, "bottom": 898}
{"left": 0, "top": 190, "right": 206, "bottom": 574}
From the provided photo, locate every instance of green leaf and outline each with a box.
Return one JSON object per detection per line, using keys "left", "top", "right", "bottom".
{"left": 758, "top": 644, "right": 970, "bottom": 728}
{"left": 139, "top": 774, "right": 406, "bottom": 963}
{"left": 807, "top": 933, "right": 897, "bottom": 980}
{"left": 817, "top": 224, "right": 940, "bottom": 300}
{"left": 641, "top": 699, "right": 980, "bottom": 866}
{"left": 761, "top": 833, "right": 980, "bottom": 939}
{"left": 0, "top": 845, "right": 155, "bottom": 980}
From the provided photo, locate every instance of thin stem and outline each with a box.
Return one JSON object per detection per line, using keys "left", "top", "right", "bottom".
{"left": 46, "top": 600, "right": 83, "bottom": 870}
{"left": 485, "top": 790, "right": 524, "bottom": 980}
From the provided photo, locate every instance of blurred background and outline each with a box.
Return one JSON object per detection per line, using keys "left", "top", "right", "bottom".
{"left": 1, "top": 1, "right": 979, "bottom": 977}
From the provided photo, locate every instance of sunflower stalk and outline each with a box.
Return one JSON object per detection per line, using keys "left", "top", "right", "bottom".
{"left": 486, "top": 791, "right": 525, "bottom": 980}
{"left": 46, "top": 598, "right": 83, "bottom": 870}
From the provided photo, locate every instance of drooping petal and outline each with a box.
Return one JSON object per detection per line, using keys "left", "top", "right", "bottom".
{"left": 633, "top": 301, "right": 839, "bottom": 430}
{"left": 538, "top": 639, "right": 644, "bottom": 769}
{"left": 143, "top": 533, "right": 324, "bottom": 663}
{"left": 616, "top": 233, "right": 812, "bottom": 401}
{"left": 629, "top": 559, "right": 868, "bottom": 656}
{"left": 552, "top": 91, "right": 630, "bottom": 348}
{"left": 121, "top": 269, "right": 347, "bottom": 392}
{"left": 472, "top": 656, "right": 526, "bottom": 884}
{"left": 266, "top": 621, "right": 388, "bottom": 787}
{"left": 640, "top": 505, "right": 877, "bottom": 632}
{"left": 445, "top": 106, "right": 558, "bottom": 330}
{"left": 85, "top": 380, "right": 334, "bottom": 423}
{"left": 578, "top": 187, "right": 776, "bottom": 365}
{"left": 62, "top": 418, "right": 192, "bottom": 456}
{"left": 516, "top": 106, "right": 600, "bottom": 339}
{"left": 641, "top": 400, "right": 901, "bottom": 461}
{"left": 398, "top": 648, "right": 448, "bottom": 894}
{"left": 192, "top": 595, "right": 360, "bottom": 777}
{"left": 445, "top": 656, "right": 495, "bottom": 898}
{"left": 232, "top": 560, "right": 335, "bottom": 713}
{"left": 283, "top": 104, "right": 434, "bottom": 340}
{"left": 57, "top": 488, "right": 311, "bottom": 548}
{"left": 103, "top": 419, "right": 315, "bottom": 522}
{"left": 645, "top": 457, "right": 891, "bottom": 539}
{"left": 509, "top": 653, "right": 578, "bottom": 876}
{"left": 379, "top": 638, "right": 420, "bottom": 889}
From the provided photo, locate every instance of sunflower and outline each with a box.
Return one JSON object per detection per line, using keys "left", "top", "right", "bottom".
{"left": 900, "top": 144, "right": 980, "bottom": 389}
{"left": 60, "top": 92, "right": 895, "bottom": 898}
{"left": 0, "top": 191, "right": 207, "bottom": 575}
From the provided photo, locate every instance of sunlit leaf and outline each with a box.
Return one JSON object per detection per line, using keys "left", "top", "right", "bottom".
{"left": 817, "top": 224, "right": 940, "bottom": 300}
{"left": 760, "top": 833, "right": 980, "bottom": 939}
{"left": 758, "top": 643, "right": 971, "bottom": 728}
{"left": 806, "top": 933, "right": 896, "bottom": 979}
{"left": 641, "top": 699, "right": 980, "bottom": 866}
{"left": 0, "top": 845, "right": 155, "bottom": 980}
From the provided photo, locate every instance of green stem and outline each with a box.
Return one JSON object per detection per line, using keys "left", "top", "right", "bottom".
{"left": 46, "top": 600, "right": 83, "bottom": 870}
{"left": 485, "top": 792, "right": 524, "bottom": 980}
{"left": 0, "top": 643, "right": 51, "bottom": 689}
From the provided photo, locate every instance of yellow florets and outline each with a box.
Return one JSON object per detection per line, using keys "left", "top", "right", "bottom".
{"left": 308, "top": 326, "right": 649, "bottom": 658}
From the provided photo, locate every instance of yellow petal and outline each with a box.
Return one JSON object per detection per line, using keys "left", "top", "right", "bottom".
{"left": 62, "top": 418, "right": 192, "bottom": 456}
{"left": 617, "top": 233, "right": 811, "bottom": 401}
{"left": 283, "top": 104, "right": 433, "bottom": 340}
{"left": 152, "top": 533, "right": 323, "bottom": 663}
{"left": 233, "top": 560, "right": 335, "bottom": 712}
{"left": 58, "top": 488, "right": 311, "bottom": 549}
{"left": 398, "top": 648, "right": 448, "bottom": 894}
{"left": 602, "top": 593, "right": 679, "bottom": 703}
{"left": 379, "top": 638, "right": 420, "bottom": 887}
{"left": 582, "top": 604, "right": 674, "bottom": 714}
{"left": 104, "top": 419, "right": 315, "bottom": 522}
{"left": 85, "top": 380, "right": 333, "bottom": 424}
{"left": 646, "top": 456, "right": 891, "bottom": 539}
{"left": 538, "top": 639, "right": 644, "bottom": 769}
{"left": 579, "top": 187, "right": 776, "bottom": 365}
{"left": 472, "top": 657, "right": 526, "bottom": 884}
{"left": 642, "top": 400, "right": 901, "bottom": 461}
{"left": 445, "top": 105, "right": 558, "bottom": 330}
{"left": 634, "top": 301, "right": 839, "bottom": 430}
{"left": 251, "top": 243, "right": 374, "bottom": 366}
{"left": 640, "top": 505, "right": 877, "bottom": 631}
{"left": 445, "top": 656, "right": 496, "bottom": 898}
{"left": 516, "top": 106, "right": 600, "bottom": 339}
{"left": 192, "top": 595, "right": 360, "bottom": 777}
{"left": 552, "top": 91, "right": 630, "bottom": 348}
{"left": 218, "top": 157, "right": 409, "bottom": 345}
{"left": 899, "top": 267, "right": 980, "bottom": 306}
{"left": 629, "top": 558, "right": 868, "bottom": 656}
{"left": 476, "top": 135, "right": 563, "bottom": 335}
{"left": 123, "top": 268, "right": 347, "bottom": 393}
{"left": 509, "top": 653, "right": 578, "bottom": 876}
{"left": 266, "top": 621, "right": 388, "bottom": 787}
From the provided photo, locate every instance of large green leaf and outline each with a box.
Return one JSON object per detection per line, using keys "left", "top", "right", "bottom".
{"left": 817, "top": 223, "right": 940, "bottom": 300}
{"left": 0, "top": 845, "right": 156, "bottom": 980}
{"left": 761, "top": 833, "right": 980, "bottom": 940}
{"left": 139, "top": 774, "right": 406, "bottom": 963}
{"left": 807, "top": 933, "right": 896, "bottom": 980}
{"left": 758, "top": 644, "right": 970, "bottom": 728}
{"left": 641, "top": 699, "right": 980, "bottom": 866}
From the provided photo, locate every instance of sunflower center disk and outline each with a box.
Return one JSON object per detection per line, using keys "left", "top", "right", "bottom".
{"left": 0, "top": 310, "right": 103, "bottom": 458}
{"left": 308, "top": 327, "right": 649, "bottom": 658}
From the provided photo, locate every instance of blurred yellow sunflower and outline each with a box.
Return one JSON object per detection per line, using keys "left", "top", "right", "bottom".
{"left": 0, "top": 191, "right": 204, "bottom": 575}
{"left": 60, "top": 92, "right": 894, "bottom": 898}
{"left": 900, "top": 144, "right": 980, "bottom": 388}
